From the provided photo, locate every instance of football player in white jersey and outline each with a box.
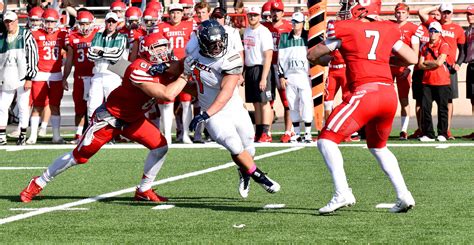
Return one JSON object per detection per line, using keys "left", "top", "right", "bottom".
{"left": 186, "top": 20, "right": 280, "bottom": 198}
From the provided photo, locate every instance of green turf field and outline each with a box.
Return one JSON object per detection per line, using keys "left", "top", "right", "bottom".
{"left": 1, "top": 143, "right": 473, "bottom": 243}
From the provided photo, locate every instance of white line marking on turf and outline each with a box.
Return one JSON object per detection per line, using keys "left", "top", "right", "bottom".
{"left": 375, "top": 203, "right": 395, "bottom": 209}
{"left": 0, "top": 147, "right": 303, "bottom": 226}
{"left": 1, "top": 142, "right": 473, "bottom": 151}
{"left": 151, "top": 204, "right": 175, "bottom": 210}
{"left": 233, "top": 224, "right": 246, "bottom": 229}
{"left": 435, "top": 145, "right": 450, "bottom": 149}
{"left": 263, "top": 204, "right": 286, "bottom": 209}
{"left": 0, "top": 167, "right": 47, "bottom": 170}
{"left": 10, "top": 208, "right": 89, "bottom": 211}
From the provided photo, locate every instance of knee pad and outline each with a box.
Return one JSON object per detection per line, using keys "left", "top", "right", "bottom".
{"left": 245, "top": 146, "right": 255, "bottom": 157}
{"left": 222, "top": 137, "right": 244, "bottom": 156}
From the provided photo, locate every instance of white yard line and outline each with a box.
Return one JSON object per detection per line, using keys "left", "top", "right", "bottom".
{"left": 0, "top": 167, "right": 47, "bottom": 170}
{"left": 1, "top": 142, "right": 474, "bottom": 151}
{"left": 10, "top": 208, "right": 89, "bottom": 211}
{"left": 0, "top": 147, "right": 303, "bottom": 226}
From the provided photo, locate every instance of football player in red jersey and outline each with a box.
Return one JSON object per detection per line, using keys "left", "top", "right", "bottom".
{"left": 20, "top": 33, "right": 190, "bottom": 203}
{"left": 391, "top": 3, "right": 422, "bottom": 140}
{"left": 142, "top": 7, "right": 160, "bottom": 34}
{"left": 62, "top": 11, "right": 98, "bottom": 144}
{"left": 308, "top": 0, "right": 418, "bottom": 214}
{"left": 28, "top": 8, "right": 69, "bottom": 144}
{"left": 179, "top": 0, "right": 195, "bottom": 21}
{"left": 27, "top": 6, "right": 44, "bottom": 31}
{"left": 158, "top": 3, "right": 194, "bottom": 144}
{"left": 262, "top": 1, "right": 294, "bottom": 143}
{"left": 123, "top": 6, "right": 146, "bottom": 62}
{"left": 110, "top": 0, "right": 127, "bottom": 31}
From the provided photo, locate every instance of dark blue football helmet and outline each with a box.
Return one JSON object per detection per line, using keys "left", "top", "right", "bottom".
{"left": 197, "top": 19, "right": 228, "bottom": 58}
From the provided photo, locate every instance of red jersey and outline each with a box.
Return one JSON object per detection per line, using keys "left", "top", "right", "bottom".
{"left": 120, "top": 26, "right": 147, "bottom": 47}
{"left": 328, "top": 19, "right": 402, "bottom": 89}
{"left": 67, "top": 29, "right": 98, "bottom": 77}
{"left": 32, "top": 29, "right": 68, "bottom": 73}
{"left": 399, "top": 21, "right": 421, "bottom": 46}
{"left": 330, "top": 50, "right": 345, "bottom": 66}
{"left": 263, "top": 20, "right": 293, "bottom": 64}
{"left": 105, "top": 58, "right": 178, "bottom": 122}
{"left": 420, "top": 40, "right": 450, "bottom": 86}
{"left": 441, "top": 23, "right": 465, "bottom": 65}
{"left": 158, "top": 21, "right": 193, "bottom": 59}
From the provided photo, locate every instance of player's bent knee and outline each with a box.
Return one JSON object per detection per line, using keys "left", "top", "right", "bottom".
{"left": 245, "top": 146, "right": 255, "bottom": 157}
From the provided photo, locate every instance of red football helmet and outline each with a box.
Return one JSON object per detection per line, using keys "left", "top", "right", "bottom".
{"left": 356, "top": 0, "right": 381, "bottom": 18}
{"left": 142, "top": 8, "right": 160, "bottom": 32}
{"left": 110, "top": 1, "right": 127, "bottom": 12}
{"left": 76, "top": 11, "right": 95, "bottom": 35}
{"left": 29, "top": 6, "right": 44, "bottom": 20}
{"left": 262, "top": 1, "right": 272, "bottom": 16}
{"left": 139, "top": 32, "right": 172, "bottom": 64}
{"left": 28, "top": 6, "right": 44, "bottom": 30}
{"left": 125, "top": 7, "right": 142, "bottom": 29}
{"left": 42, "top": 8, "right": 60, "bottom": 21}
{"left": 179, "top": 0, "right": 194, "bottom": 7}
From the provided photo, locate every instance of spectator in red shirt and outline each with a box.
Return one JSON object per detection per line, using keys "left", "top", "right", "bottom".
{"left": 418, "top": 22, "right": 451, "bottom": 142}
{"left": 419, "top": 3, "right": 466, "bottom": 139}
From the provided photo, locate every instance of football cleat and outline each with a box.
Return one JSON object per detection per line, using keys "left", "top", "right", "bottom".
{"left": 26, "top": 136, "right": 37, "bottom": 145}
{"left": 237, "top": 168, "right": 251, "bottom": 198}
{"left": 38, "top": 127, "right": 47, "bottom": 137}
{"left": 20, "top": 176, "right": 43, "bottom": 203}
{"left": 0, "top": 138, "right": 7, "bottom": 145}
{"left": 52, "top": 137, "right": 65, "bottom": 144}
{"left": 399, "top": 131, "right": 408, "bottom": 140}
{"left": 280, "top": 133, "right": 292, "bottom": 143}
{"left": 389, "top": 192, "right": 415, "bottom": 213}
{"left": 16, "top": 134, "right": 26, "bottom": 146}
{"left": 304, "top": 133, "right": 313, "bottom": 143}
{"left": 7, "top": 130, "right": 20, "bottom": 138}
{"left": 437, "top": 135, "right": 447, "bottom": 142}
{"left": 134, "top": 188, "right": 168, "bottom": 202}
{"left": 257, "top": 133, "right": 272, "bottom": 143}
{"left": 182, "top": 134, "right": 193, "bottom": 144}
{"left": 250, "top": 169, "right": 280, "bottom": 194}
{"left": 319, "top": 189, "right": 356, "bottom": 214}
{"left": 408, "top": 129, "right": 422, "bottom": 139}
{"left": 418, "top": 136, "right": 435, "bottom": 142}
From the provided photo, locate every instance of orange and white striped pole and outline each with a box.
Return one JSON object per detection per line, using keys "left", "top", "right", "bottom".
{"left": 307, "top": 0, "right": 327, "bottom": 131}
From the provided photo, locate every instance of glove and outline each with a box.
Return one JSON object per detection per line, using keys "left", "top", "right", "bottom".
{"left": 189, "top": 111, "right": 210, "bottom": 132}
{"left": 97, "top": 50, "right": 105, "bottom": 57}
{"left": 148, "top": 63, "right": 170, "bottom": 76}
{"left": 183, "top": 56, "right": 196, "bottom": 77}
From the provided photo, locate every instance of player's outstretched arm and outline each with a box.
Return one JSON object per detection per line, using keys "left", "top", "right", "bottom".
{"left": 391, "top": 41, "right": 418, "bottom": 67}
{"left": 307, "top": 42, "right": 336, "bottom": 65}
{"left": 418, "top": 5, "right": 439, "bottom": 23}
{"left": 134, "top": 74, "right": 188, "bottom": 102}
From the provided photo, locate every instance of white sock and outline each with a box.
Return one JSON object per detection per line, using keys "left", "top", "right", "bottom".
{"left": 181, "top": 101, "right": 192, "bottom": 139}
{"left": 75, "top": 126, "right": 83, "bottom": 136}
{"left": 51, "top": 115, "right": 61, "bottom": 139}
{"left": 304, "top": 122, "right": 312, "bottom": 135}
{"left": 369, "top": 147, "right": 409, "bottom": 199}
{"left": 317, "top": 139, "right": 350, "bottom": 193}
{"left": 36, "top": 152, "right": 77, "bottom": 188}
{"left": 139, "top": 146, "right": 168, "bottom": 192}
{"left": 158, "top": 104, "right": 173, "bottom": 145}
{"left": 401, "top": 116, "right": 409, "bottom": 132}
{"left": 29, "top": 116, "right": 40, "bottom": 138}
{"left": 40, "top": 121, "right": 48, "bottom": 130}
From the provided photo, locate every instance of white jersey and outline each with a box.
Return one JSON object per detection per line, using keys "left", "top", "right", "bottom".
{"left": 185, "top": 49, "right": 243, "bottom": 111}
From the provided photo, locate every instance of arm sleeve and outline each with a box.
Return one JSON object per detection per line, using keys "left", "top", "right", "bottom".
{"left": 456, "top": 43, "right": 466, "bottom": 65}
{"left": 24, "top": 30, "right": 38, "bottom": 80}
{"left": 102, "top": 35, "right": 126, "bottom": 63}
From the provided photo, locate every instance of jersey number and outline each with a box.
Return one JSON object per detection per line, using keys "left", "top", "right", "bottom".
{"left": 169, "top": 36, "right": 185, "bottom": 49}
{"left": 77, "top": 49, "right": 85, "bottom": 62}
{"left": 43, "top": 46, "right": 60, "bottom": 61}
{"left": 365, "top": 30, "right": 379, "bottom": 60}
{"left": 192, "top": 68, "right": 204, "bottom": 94}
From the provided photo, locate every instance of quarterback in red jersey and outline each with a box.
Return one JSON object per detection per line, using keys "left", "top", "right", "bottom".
{"left": 391, "top": 3, "right": 422, "bottom": 140}
{"left": 29, "top": 8, "right": 68, "bottom": 144}
{"left": 262, "top": 1, "right": 293, "bottom": 142}
{"left": 20, "top": 33, "right": 189, "bottom": 203}
{"left": 62, "top": 11, "right": 98, "bottom": 143}
{"left": 308, "top": 0, "right": 418, "bottom": 214}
